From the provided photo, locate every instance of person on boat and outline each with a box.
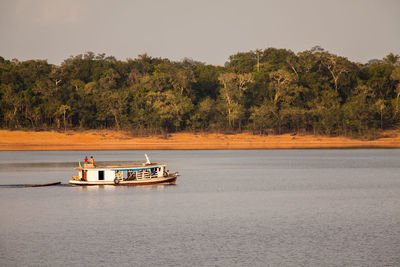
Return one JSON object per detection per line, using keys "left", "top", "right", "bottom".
{"left": 84, "top": 156, "right": 88, "bottom": 163}
{"left": 89, "top": 156, "right": 97, "bottom": 167}
{"left": 115, "top": 170, "right": 121, "bottom": 180}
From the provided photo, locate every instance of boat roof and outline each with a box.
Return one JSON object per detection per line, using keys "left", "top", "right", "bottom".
{"left": 75, "top": 163, "right": 166, "bottom": 171}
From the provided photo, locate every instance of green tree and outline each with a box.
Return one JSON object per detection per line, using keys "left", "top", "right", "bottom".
{"left": 57, "top": 105, "right": 70, "bottom": 131}
{"left": 150, "top": 90, "right": 193, "bottom": 131}
{"left": 218, "top": 73, "right": 253, "bottom": 130}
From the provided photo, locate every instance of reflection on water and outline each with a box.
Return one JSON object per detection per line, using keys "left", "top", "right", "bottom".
{"left": 71, "top": 184, "right": 170, "bottom": 195}
{"left": 0, "top": 149, "right": 400, "bottom": 266}
{"left": 74, "top": 185, "right": 116, "bottom": 191}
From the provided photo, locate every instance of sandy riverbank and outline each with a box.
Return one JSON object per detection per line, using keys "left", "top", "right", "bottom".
{"left": 1, "top": 130, "right": 400, "bottom": 150}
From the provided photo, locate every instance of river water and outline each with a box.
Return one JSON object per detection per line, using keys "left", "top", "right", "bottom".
{"left": 0, "top": 149, "right": 399, "bottom": 266}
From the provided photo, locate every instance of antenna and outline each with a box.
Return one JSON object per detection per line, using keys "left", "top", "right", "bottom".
{"left": 145, "top": 154, "right": 151, "bottom": 164}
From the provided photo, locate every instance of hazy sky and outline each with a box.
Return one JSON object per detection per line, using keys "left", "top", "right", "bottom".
{"left": 1, "top": 0, "right": 399, "bottom": 65}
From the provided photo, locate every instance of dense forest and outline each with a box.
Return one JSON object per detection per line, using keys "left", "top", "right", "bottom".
{"left": 1, "top": 47, "right": 400, "bottom": 138}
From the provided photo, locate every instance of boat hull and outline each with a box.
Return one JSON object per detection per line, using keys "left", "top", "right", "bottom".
{"left": 69, "top": 175, "right": 177, "bottom": 186}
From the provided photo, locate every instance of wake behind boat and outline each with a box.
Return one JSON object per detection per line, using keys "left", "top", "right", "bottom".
{"left": 69, "top": 155, "right": 179, "bottom": 186}
{"left": 25, "top": 182, "right": 61, "bottom": 187}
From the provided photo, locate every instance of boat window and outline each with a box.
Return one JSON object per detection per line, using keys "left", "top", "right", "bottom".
{"left": 128, "top": 170, "right": 136, "bottom": 179}
{"left": 98, "top": 170, "right": 104, "bottom": 180}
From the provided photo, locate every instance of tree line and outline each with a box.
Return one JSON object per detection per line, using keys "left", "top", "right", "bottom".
{"left": 1, "top": 47, "right": 400, "bottom": 137}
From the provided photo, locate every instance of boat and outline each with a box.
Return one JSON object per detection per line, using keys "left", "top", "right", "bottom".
{"left": 69, "top": 155, "right": 179, "bottom": 186}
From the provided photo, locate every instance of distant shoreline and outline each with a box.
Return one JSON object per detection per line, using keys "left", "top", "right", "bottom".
{"left": 1, "top": 130, "right": 400, "bottom": 151}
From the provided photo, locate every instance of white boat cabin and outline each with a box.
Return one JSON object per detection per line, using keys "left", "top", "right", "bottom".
{"left": 77, "top": 163, "right": 167, "bottom": 182}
